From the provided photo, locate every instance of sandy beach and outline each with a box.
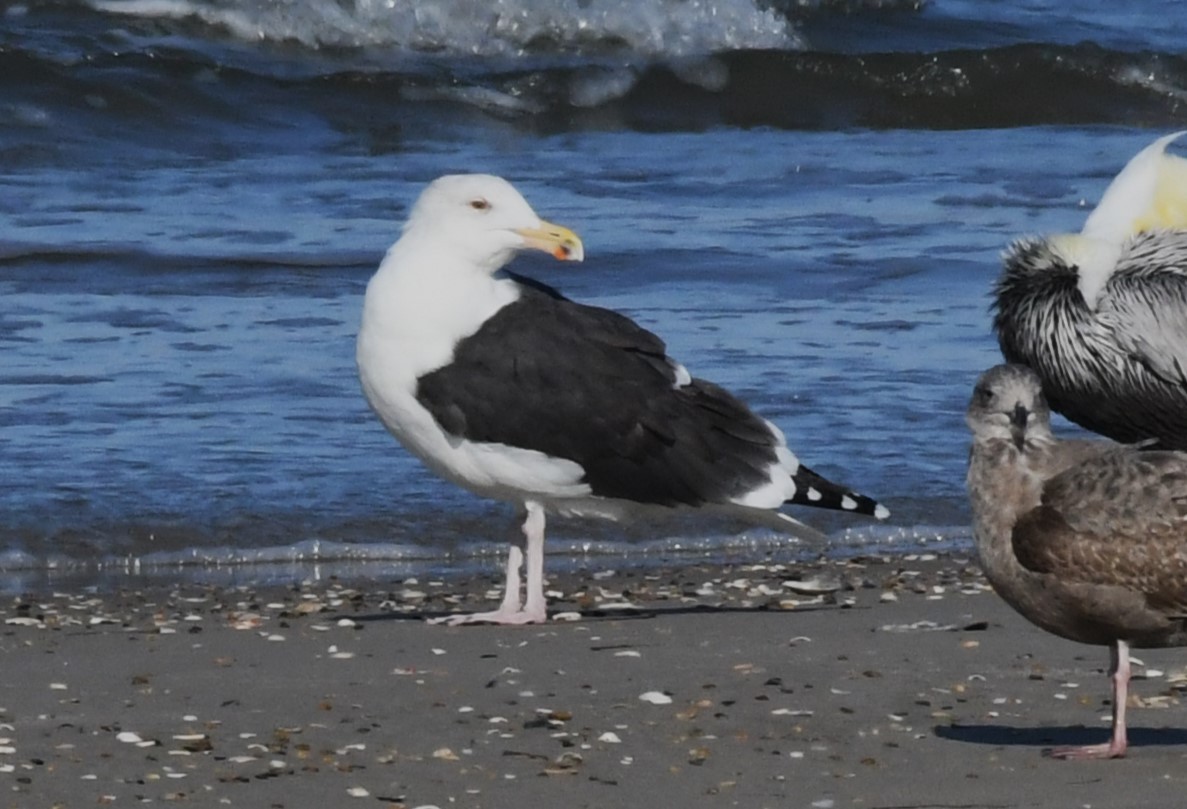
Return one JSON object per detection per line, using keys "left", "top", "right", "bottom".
{"left": 3, "top": 554, "right": 1186, "bottom": 808}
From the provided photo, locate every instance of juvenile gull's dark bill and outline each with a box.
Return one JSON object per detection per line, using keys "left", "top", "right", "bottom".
{"left": 994, "top": 131, "right": 1187, "bottom": 448}
{"left": 966, "top": 363, "right": 1187, "bottom": 759}
{"left": 356, "top": 173, "right": 889, "bottom": 626}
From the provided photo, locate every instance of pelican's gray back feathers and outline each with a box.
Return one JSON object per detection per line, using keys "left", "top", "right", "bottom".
{"left": 994, "top": 230, "right": 1187, "bottom": 448}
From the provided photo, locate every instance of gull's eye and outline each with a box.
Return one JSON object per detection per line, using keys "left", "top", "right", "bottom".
{"left": 470, "top": 198, "right": 490, "bottom": 211}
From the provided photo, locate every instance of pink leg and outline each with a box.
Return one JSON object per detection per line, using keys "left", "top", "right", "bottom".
{"left": 1049, "top": 640, "right": 1129, "bottom": 760}
{"left": 430, "top": 502, "right": 548, "bottom": 626}
{"left": 519, "top": 502, "right": 547, "bottom": 623}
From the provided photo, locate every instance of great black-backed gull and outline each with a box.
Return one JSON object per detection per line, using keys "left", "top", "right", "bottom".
{"left": 967, "top": 364, "right": 1187, "bottom": 759}
{"left": 994, "top": 131, "right": 1187, "bottom": 448}
{"left": 357, "top": 174, "right": 889, "bottom": 625}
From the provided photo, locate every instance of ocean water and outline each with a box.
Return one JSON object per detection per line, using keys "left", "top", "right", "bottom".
{"left": 2, "top": 0, "right": 1185, "bottom": 590}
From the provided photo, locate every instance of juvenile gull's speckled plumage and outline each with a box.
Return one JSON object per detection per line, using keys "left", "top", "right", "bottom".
{"left": 357, "top": 174, "right": 889, "bottom": 626}
{"left": 994, "top": 131, "right": 1187, "bottom": 448}
{"left": 966, "top": 364, "right": 1187, "bottom": 759}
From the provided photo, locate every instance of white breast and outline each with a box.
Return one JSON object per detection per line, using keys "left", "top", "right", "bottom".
{"left": 356, "top": 243, "right": 592, "bottom": 503}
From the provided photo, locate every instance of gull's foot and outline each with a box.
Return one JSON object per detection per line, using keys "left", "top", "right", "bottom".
{"left": 428, "top": 605, "right": 548, "bottom": 626}
{"left": 1046, "top": 742, "right": 1126, "bottom": 760}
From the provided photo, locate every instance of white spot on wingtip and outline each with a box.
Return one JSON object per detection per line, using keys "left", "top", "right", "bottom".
{"left": 874, "top": 504, "right": 890, "bottom": 520}
{"left": 841, "top": 495, "right": 858, "bottom": 511}
{"left": 807, "top": 487, "right": 822, "bottom": 501}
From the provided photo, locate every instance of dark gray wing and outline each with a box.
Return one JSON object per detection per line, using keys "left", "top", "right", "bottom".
{"left": 415, "top": 280, "right": 780, "bottom": 508}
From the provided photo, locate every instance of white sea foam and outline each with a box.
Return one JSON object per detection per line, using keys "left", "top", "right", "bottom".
{"left": 89, "top": 0, "right": 801, "bottom": 56}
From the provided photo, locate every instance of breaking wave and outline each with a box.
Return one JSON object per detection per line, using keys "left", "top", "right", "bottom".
{"left": 87, "top": 0, "right": 802, "bottom": 55}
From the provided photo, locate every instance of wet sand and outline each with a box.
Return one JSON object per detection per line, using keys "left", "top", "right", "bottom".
{"left": 3, "top": 553, "right": 1187, "bottom": 808}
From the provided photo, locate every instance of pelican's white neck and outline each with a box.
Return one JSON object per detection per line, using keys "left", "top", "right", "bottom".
{"left": 1048, "top": 233, "right": 1121, "bottom": 311}
{"left": 1082, "top": 131, "right": 1187, "bottom": 245}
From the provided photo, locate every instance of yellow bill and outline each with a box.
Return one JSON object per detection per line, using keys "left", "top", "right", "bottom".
{"left": 516, "top": 220, "right": 585, "bottom": 262}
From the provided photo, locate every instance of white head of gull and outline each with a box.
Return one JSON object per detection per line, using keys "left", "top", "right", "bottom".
{"left": 357, "top": 174, "right": 888, "bottom": 625}
{"left": 967, "top": 363, "right": 1187, "bottom": 759}
{"left": 994, "top": 131, "right": 1187, "bottom": 449}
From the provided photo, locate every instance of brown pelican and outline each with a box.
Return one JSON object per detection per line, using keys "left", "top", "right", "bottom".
{"left": 356, "top": 174, "right": 889, "bottom": 625}
{"left": 966, "top": 363, "right": 1187, "bottom": 759}
{"left": 994, "top": 132, "right": 1187, "bottom": 448}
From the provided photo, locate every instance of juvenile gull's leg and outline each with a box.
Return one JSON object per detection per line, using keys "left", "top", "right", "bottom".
{"left": 1049, "top": 640, "right": 1130, "bottom": 760}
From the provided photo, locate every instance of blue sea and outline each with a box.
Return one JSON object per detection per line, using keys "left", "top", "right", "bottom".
{"left": 2, "top": 0, "right": 1185, "bottom": 591}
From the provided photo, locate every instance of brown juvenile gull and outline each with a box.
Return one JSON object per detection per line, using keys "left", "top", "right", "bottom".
{"left": 994, "top": 131, "right": 1187, "bottom": 448}
{"left": 356, "top": 174, "right": 889, "bottom": 626}
{"left": 966, "top": 363, "right": 1187, "bottom": 759}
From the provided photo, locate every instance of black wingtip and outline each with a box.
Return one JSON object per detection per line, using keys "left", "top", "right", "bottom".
{"left": 786, "top": 464, "right": 890, "bottom": 520}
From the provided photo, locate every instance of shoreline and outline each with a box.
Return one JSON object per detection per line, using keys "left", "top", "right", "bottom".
{"left": 3, "top": 552, "right": 1186, "bottom": 807}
